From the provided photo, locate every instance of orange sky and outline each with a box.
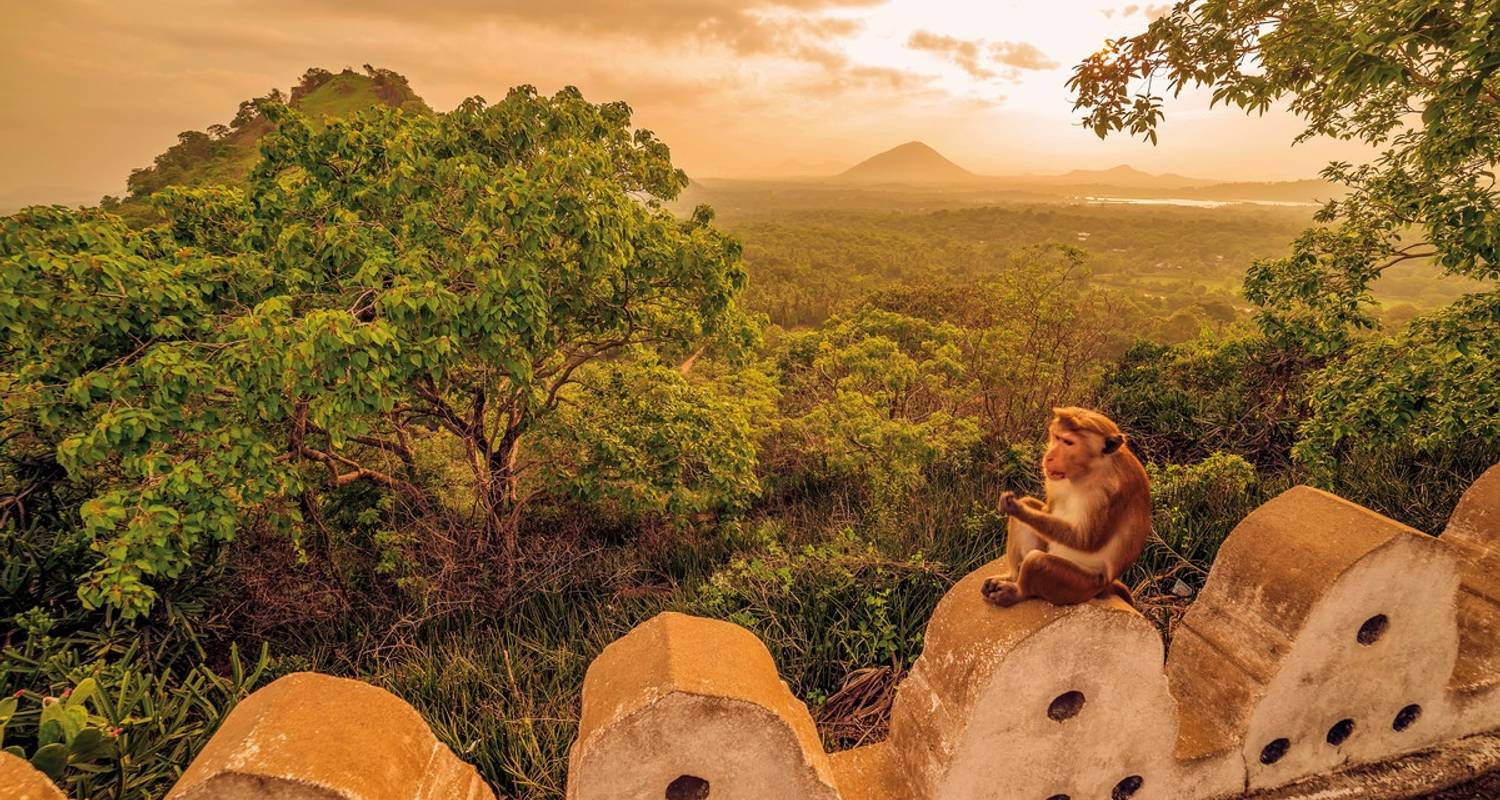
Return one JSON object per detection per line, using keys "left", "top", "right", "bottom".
{"left": 1, "top": 0, "right": 1374, "bottom": 206}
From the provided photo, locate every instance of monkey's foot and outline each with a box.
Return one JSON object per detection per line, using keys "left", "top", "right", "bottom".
{"left": 981, "top": 576, "right": 1024, "bottom": 607}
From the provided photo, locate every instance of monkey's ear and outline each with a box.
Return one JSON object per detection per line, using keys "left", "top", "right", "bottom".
{"left": 1103, "top": 435, "right": 1124, "bottom": 454}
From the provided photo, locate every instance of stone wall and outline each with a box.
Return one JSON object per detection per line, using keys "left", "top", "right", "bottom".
{"left": 569, "top": 465, "right": 1500, "bottom": 800}
{"left": 5, "top": 465, "right": 1499, "bottom": 800}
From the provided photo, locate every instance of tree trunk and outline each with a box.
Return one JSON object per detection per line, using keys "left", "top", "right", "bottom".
{"left": 482, "top": 429, "right": 524, "bottom": 575}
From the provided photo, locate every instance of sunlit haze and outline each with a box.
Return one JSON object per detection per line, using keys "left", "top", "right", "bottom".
{"left": 3, "top": 0, "right": 1374, "bottom": 206}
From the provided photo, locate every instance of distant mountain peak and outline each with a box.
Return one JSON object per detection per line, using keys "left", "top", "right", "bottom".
{"left": 1049, "top": 164, "right": 1219, "bottom": 189}
{"left": 891, "top": 141, "right": 941, "bottom": 153}
{"left": 1068, "top": 164, "right": 1162, "bottom": 178}
{"left": 835, "top": 141, "right": 978, "bottom": 185}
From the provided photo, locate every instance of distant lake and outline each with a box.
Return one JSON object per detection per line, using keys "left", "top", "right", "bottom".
{"left": 1082, "top": 196, "right": 1320, "bottom": 208}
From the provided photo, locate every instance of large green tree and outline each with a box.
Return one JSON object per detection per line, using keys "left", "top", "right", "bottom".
{"left": 1069, "top": 0, "right": 1499, "bottom": 470}
{"left": 1, "top": 86, "right": 748, "bottom": 616}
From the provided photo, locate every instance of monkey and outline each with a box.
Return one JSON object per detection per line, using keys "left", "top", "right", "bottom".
{"left": 980, "top": 406, "right": 1152, "bottom": 608}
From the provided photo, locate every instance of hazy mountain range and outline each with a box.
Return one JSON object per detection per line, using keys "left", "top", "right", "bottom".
{"left": 0, "top": 69, "right": 1337, "bottom": 215}
{"left": 829, "top": 140, "right": 1334, "bottom": 201}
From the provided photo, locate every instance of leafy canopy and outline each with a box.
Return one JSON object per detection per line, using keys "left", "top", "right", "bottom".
{"left": 771, "top": 307, "right": 981, "bottom": 506}
{"left": 533, "top": 359, "right": 765, "bottom": 524}
{"left": 1069, "top": 0, "right": 1499, "bottom": 471}
{"left": 0, "top": 85, "right": 748, "bottom": 617}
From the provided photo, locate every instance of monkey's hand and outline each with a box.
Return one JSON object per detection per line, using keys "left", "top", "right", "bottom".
{"left": 998, "top": 491, "right": 1022, "bottom": 517}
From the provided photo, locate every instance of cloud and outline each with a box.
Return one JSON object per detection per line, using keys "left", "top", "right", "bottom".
{"left": 907, "top": 31, "right": 1058, "bottom": 81}
{"left": 259, "top": 0, "right": 881, "bottom": 66}
{"left": 907, "top": 30, "right": 995, "bottom": 79}
{"left": 990, "top": 41, "right": 1058, "bottom": 72}
{"left": 792, "top": 63, "right": 937, "bottom": 99}
{"left": 227, "top": 0, "right": 913, "bottom": 112}
{"left": 1116, "top": 3, "right": 1172, "bottom": 19}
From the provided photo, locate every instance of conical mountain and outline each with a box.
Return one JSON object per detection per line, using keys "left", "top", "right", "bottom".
{"left": 835, "top": 141, "right": 979, "bottom": 185}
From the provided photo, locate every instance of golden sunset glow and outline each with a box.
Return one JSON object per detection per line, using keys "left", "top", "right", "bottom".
{"left": 3, "top": 3, "right": 1498, "bottom": 797}
{"left": 3, "top": 0, "right": 1372, "bottom": 208}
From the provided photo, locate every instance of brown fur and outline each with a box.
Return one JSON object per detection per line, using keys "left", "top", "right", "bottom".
{"left": 981, "top": 407, "right": 1152, "bottom": 608}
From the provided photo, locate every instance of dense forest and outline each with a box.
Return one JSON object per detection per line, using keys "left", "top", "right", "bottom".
{"left": 2, "top": 2, "right": 1498, "bottom": 795}
{"left": 695, "top": 200, "right": 1483, "bottom": 333}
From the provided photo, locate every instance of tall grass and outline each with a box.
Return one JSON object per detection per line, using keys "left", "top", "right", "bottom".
{"left": 245, "top": 464, "right": 1016, "bottom": 798}
{"left": 94, "top": 443, "right": 1495, "bottom": 798}
{"left": 249, "top": 444, "right": 1313, "bottom": 797}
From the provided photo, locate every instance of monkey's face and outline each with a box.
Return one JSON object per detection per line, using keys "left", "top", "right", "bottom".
{"left": 1042, "top": 424, "right": 1104, "bottom": 482}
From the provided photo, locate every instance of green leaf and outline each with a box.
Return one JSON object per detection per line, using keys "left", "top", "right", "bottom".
{"left": 67, "top": 678, "right": 98, "bottom": 711}
{"left": 30, "top": 742, "right": 69, "bottom": 779}
{"left": 38, "top": 699, "right": 86, "bottom": 746}
{"left": 67, "top": 727, "right": 111, "bottom": 761}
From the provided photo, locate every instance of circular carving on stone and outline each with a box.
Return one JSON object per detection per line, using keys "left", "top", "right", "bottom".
{"left": 1393, "top": 704, "right": 1422, "bottom": 732}
{"left": 1326, "top": 718, "right": 1355, "bottom": 746}
{"left": 1357, "top": 614, "right": 1389, "bottom": 645}
{"left": 666, "top": 775, "right": 710, "bottom": 800}
{"left": 1047, "top": 690, "right": 1085, "bottom": 722}
{"left": 1111, "top": 775, "right": 1144, "bottom": 799}
{"left": 1045, "top": 795, "right": 1071, "bottom": 800}
{"left": 1260, "top": 737, "right": 1290, "bottom": 765}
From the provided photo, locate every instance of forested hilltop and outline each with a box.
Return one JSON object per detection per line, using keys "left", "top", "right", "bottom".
{"left": 101, "top": 66, "right": 429, "bottom": 226}
{"left": 1, "top": 25, "right": 1497, "bottom": 799}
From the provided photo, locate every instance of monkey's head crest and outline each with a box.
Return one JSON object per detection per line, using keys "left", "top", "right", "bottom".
{"left": 1050, "top": 406, "right": 1127, "bottom": 457}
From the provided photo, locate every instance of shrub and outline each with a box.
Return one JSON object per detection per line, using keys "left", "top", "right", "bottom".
{"left": 0, "top": 623, "right": 268, "bottom": 799}
{"left": 1145, "top": 452, "right": 1261, "bottom": 576}
{"left": 689, "top": 524, "right": 947, "bottom": 704}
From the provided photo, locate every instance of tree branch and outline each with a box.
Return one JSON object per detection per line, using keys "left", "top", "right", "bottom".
{"left": 304, "top": 421, "right": 414, "bottom": 466}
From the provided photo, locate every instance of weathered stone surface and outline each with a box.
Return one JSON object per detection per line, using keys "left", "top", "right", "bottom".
{"left": 1443, "top": 463, "right": 1500, "bottom": 702}
{"left": 828, "top": 742, "right": 910, "bottom": 800}
{"left": 567, "top": 611, "right": 840, "bottom": 800}
{"left": 165, "top": 672, "right": 493, "bottom": 800}
{"left": 887, "top": 557, "right": 1185, "bottom": 800}
{"left": 0, "top": 751, "right": 68, "bottom": 800}
{"left": 1243, "top": 729, "right": 1500, "bottom": 800}
{"left": 1168, "top": 487, "right": 1461, "bottom": 793}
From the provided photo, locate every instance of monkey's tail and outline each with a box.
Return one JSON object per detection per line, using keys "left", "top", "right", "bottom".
{"left": 1105, "top": 580, "right": 1136, "bottom": 607}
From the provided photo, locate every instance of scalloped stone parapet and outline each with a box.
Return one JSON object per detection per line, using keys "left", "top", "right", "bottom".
{"left": 828, "top": 742, "right": 909, "bottom": 800}
{"left": 1167, "top": 486, "right": 1461, "bottom": 792}
{"left": 565, "top": 466, "right": 1500, "bottom": 800}
{"left": 0, "top": 751, "right": 68, "bottom": 800}
{"left": 566, "top": 611, "right": 841, "bottom": 800}
{"left": 165, "top": 672, "right": 493, "bottom": 800}
{"left": 11, "top": 465, "right": 1500, "bottom": 800}
{"left": 887, "top": 558, "right": 1181, "bottom": 800}
{"left": 1443, "top": 463, "right": 1500, "bottom": 738}
{"left": 1444, "top": 463, "right": 1500, "bottom": 696}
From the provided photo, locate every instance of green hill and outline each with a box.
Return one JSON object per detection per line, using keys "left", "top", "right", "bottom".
{"left": 118, "top": 66, "right": 429, "bottom": 206}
